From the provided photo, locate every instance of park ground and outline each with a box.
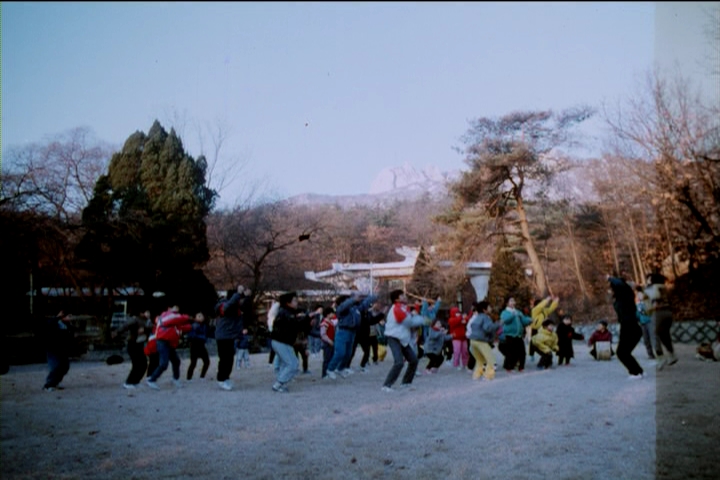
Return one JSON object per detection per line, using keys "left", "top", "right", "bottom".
{"left": 1, "top": 342, "right": 718, "bottom": 480}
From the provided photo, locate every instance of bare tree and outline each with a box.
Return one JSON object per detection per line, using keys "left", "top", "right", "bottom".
{"left": 1, "top": 127, "right": 113, "bottom": 221}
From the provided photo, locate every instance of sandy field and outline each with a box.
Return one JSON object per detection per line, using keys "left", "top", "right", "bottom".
{"left": 1, "top": 341, "right": 718, "bottom": 480}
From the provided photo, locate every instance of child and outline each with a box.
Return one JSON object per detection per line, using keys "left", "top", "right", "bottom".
{"left": 466, "top": 300, "right": 497, "bottom": 380}
{"left": 555, "top": 315, "right": 584, "bottom": 366}
{"left": 588, "top": 320, "right": 614, "bottom": 359}
{"left": 531, "top": 319, "right": 559, "bottom": 370}
{"left": 376, "top": 318, "right": 388, "bottom": 362}
{"left": 319, "top": 308, "right": 336, "bottom": 378}
{"left": 235, "top": 328, "right": 251, "bottom": 368}
{"left": 423, "top": 319, "right": 452, "bottom": 374}
{"left": 186, "top": 312, "right": 210, "bottom": 380}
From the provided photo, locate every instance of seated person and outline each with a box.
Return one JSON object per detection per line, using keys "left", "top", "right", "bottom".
{"left": 531, "top": 319, "right": 559, "bottom": 369}
{"left": 588, "top": 320, "right": 614, "bottom": 359}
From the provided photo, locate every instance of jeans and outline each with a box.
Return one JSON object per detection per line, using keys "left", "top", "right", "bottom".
{"left": 327, "top": 328, "right": 355, "bottom": 372}
{"left": 321, "top": 341, "right": 334, "bottom": 377}
{"left": 146, "top": 352, "right": 159, "bottom": 378}
{"left": 309, "top": 336, "right": 323, "bottom": 355}
{"left": 126, "top": 342, "right": 148, "bottom": 385}
{"left": 617, "top": 321, "right": 643, "bottom": 376}
{"left": 45, "top": 351, "right": 70, "bottom": 388}
{"left": 383, "top": 337, "right": 418, "bottom": 388}
{"left": 187, "top": 338, "right": 210, "bottom": 379}
{"left": 271, "top": 340, "right": 299, "bottom": 384}
{"left": 216, "top": 338, "right": 235, "bottom": 382}
{"left": 149, "top": 339, "right": 180, "bottom": 382}
{"left": 640, "top": 320, "right": 657, "bottom": 359}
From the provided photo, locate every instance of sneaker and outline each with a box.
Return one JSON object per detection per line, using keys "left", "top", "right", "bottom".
{"left": 327, "top": 370, "right": 337, "bottom": 380}
{"left": 360, "top": 366, "right": 369, "bottom": 373}
{"left": 656, "top": 357, "right": 668, "bottom": 371}
{"left": 343, "top": 368, "right": 355, "bottom": 375}
{"left": 425, "top": 369, "right": 433, "bottom": 375}
{"left": 172, "top": 379, "right": 182, "bottom": 388}
{"left": 302, "top": 370, "right": 312, "bottom": 375}
{"left": 628, "top": 373, "right": 644, "bottom": 380}
{"left": 123, "top": 383, "right": 137, "bottom": 390}
{"left": 42, "top": 386, "right": 55, "bottom": 392}
{"left": 272, "top": 382, "right": 289, "bottom": 393}
{"left": 398, "top": 383, "right": 416, "bottom": 390}
{"left": 217, "top": 380, "right": 233, "bottom": 391}
{"left": 339, "top": 369, "right": 351, "bottom": 379}
{"left": 381, "top": 386, "right": 393, "bottom": 392}
{"left": 667, "top": 354, "right": 679, "bottom": 366}
{"left": 146, "top": 380, "right": 160, "bottom": 390}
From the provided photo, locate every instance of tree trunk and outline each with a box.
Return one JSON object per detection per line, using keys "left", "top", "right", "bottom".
{"left": 515, "top": 198, "right": 548, "bottom": 296}
{"left": 565, "top": 217, "right": 590, "bottom": 301}
{"left": 627, "top": 214, "right": 645, "bottom": 283}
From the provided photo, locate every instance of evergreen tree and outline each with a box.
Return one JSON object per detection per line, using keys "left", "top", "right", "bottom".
{"left": 486, "top": 237, "right": 532, "bottom": 313}
{"left": 77, "top": 121, "right": 218, "bottom": 315}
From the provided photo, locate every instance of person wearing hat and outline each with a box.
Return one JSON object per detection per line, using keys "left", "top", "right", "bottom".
{"left": 270, "top": 292, "right": 303, "bottom": 392}
{"left": 531, "top": 318, "right": 559, "bottom": 370}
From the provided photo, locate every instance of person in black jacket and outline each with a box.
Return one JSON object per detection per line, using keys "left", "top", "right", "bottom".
{"left": 555, "top": 314, "right": 584, "bottom": 366}
{"left": 214, "top": 285, "right": 251, "bottom": 391}
{"left": 42, "top": 311, "right": 76, "bottom": 391}
{"left": 607, "top": 274, "right": 644, "bottom": 379}
{"left": 270, "top": 292, "right": 303, "bottom": 393}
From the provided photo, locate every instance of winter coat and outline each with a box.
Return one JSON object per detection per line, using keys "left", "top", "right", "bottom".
{"left": 530, "top": 298, "right": 559, "bottom": 331}
{"left": 467, "top": 313, "right": 496, "bottom": 344}
{"left": 424, "top": 327, "right": 451, "bottom": 355}
{"left": 384, "top": 302, "right": 427, "bottom": 347}
{"left": 531, "top": 327, "right": 559, "bottom": 354}
{"left": 214, "top": 292, "right": 247, "bottom": 340}
{"left": 448, "top": 307, "right": 467, "bottom": 341}
{"left": 335, "top": 295, "right": 378, "bottom": 331}
{"left": 556, "top": 322, "right": 583, "bottom": 358}
{"left": 608, "top": 277, "right": 638, "bottom": 325}
{"left": 500, "top": 308, "right": 531, "bottom": 338}
{"left": 154, "top": 310, "right": 192, "bottom": 348}
{"left": 271, "top": 305, "right": 302, "bottom": 346}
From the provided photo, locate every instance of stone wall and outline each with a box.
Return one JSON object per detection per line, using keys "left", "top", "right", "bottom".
{"left": 578, "top": 319, "right": 720, "bottom": 345}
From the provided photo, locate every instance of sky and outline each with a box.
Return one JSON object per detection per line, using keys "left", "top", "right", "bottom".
{"left": 3, "top": 2, "right": 718, "bottom": 207}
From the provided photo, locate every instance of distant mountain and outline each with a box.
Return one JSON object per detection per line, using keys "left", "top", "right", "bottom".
{"left": 286, "top": 160, "right": 598, "bottom": 207}
{"left": 287, "top": 163, "right": 455, "bottom": 208}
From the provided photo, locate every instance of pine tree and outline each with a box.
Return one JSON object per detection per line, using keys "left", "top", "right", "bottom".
{"left": 486, "top": 237, "right": 532, "bottom": 313}
{"left": 78, "top": 121, "right": 218, "bottom": 314}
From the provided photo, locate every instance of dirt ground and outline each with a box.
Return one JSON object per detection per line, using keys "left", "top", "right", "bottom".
{"left": 1, "top": 341, "right": 717, "bottom": 480}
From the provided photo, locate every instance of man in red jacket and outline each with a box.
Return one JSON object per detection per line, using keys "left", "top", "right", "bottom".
{"left": 146, "top": 305, "right": 192, "bottom": 390}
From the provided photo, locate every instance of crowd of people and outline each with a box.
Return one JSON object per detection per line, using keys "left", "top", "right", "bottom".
{"left": 39, "top": 271, "right": 685, "bottom": 393}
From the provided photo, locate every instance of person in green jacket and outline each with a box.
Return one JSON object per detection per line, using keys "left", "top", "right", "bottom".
{"left": 499, "top": 297, "right": 532, "bottom": 373}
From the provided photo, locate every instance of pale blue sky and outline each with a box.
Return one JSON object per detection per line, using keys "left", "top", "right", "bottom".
{"left": 3, "top": 2, "right": 716, "bottom": 207}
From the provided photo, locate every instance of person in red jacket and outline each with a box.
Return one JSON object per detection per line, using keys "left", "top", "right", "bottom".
{"left": 448, "top": 307, "right": 469, "bottom": 370}
{"left": 146, "top": 305, "right": 192, "bottom": 390}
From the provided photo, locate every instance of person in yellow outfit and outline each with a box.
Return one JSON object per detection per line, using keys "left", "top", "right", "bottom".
{"left": 531, "top": 319, "right": 559, "bottom": 370}
{"left": 528, "top": 295, "right": 559, "bottom": 360}
{"left": 466, "top": 300, "right": 498, "bottom": 380}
